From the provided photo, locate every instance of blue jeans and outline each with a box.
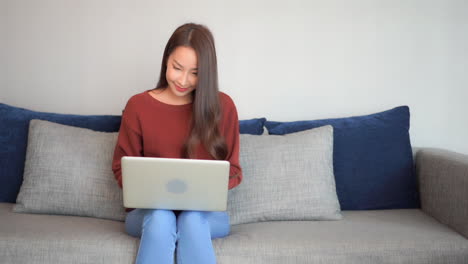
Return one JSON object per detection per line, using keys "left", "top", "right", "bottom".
{"left": 125, "top": 209, "right": 230, "bottom": 264}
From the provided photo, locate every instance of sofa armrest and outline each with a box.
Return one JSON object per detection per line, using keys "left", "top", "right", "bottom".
{"left": 415, "top": 148, "right": 468, "bottom": 239}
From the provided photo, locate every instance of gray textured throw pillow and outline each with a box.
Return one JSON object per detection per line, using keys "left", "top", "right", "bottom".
{"left": 13, "top": 120, "right": 126, "bottom": 221}
{"left": 227, "top": 125, "right": 342, "bottom": 225}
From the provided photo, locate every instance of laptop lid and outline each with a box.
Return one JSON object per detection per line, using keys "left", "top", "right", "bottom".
{"left": 121, "top": 156, "right": 229, "bottom": 211}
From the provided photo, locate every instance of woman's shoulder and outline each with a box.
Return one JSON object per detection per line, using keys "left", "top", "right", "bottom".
{"left": 120, "top": 91, "right": 152, "bottom": 120}
{"left": 218, "top": 92, "right": 239, "bottom": 121}
{"left": 218, "top": 91, "right": 236, "bottom": 109}
{"left": 124, "top": 90, "right": 150, "bottom": 111}
{"left": 127, "top": 91, "right": 149, "bottom": 105}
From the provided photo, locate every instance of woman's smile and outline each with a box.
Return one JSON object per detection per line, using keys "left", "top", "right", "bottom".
{"left": 175, "top": 84, "right": 189, "bottom": 92}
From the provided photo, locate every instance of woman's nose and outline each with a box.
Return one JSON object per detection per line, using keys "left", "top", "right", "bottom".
{"left": 178, "top": 72, "right": 189, "bottom": 87}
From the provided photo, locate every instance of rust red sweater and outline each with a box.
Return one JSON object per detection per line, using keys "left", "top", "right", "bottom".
{"left": 112, "top": 90, "right": 242, "bottom": 191}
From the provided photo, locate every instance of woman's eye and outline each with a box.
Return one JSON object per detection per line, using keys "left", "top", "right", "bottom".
{"left": 173, "top": 66, "right": 181, "bottom": 70}
{"left": 192, "top": 72, "right": 198, "bottom": 76}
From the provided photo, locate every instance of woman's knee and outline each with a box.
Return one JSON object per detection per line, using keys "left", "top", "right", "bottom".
{"left": 125, "top": 209, "right": 146, "bottom": 237}
{"left": 177, "top": 211, "right": 207, "bottom": 231}
{"left": 206, "top": 212, "right": 230, "bottom": 238}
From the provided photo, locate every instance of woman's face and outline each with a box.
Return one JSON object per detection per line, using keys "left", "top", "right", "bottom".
{"left": 165, "top": 46, "right": 198, "bottom": 102}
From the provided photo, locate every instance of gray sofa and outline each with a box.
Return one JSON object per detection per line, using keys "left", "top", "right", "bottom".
{"left": 1, "top": 147, "right": 467, "bottom": 263}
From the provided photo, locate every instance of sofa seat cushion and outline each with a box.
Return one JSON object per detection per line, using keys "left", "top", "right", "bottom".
{"left": 214, "top": 209, "right": 468, "bottom": 264}
{"left": 0, "top": 203, "right": 138, "bottom": 264}
{"left": 2, "top": 203, "right": 468, "bottom": 264}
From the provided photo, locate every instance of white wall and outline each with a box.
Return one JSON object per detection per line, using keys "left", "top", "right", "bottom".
{"left": 0, "top": 0, "right": 6, "bottom": 100}
{"left": 2, "top": 0, "right": 468, "bottom": 154}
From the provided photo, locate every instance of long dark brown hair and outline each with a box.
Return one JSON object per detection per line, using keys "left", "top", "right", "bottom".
{"left": 155, "top": 23, "right": 227, "bottom": 160}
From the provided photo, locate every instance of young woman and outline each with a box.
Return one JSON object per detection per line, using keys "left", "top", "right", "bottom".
{"left": 112, "top": 23, "right": 242, "bottom": 264}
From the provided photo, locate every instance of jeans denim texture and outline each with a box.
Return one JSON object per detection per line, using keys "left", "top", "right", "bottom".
{"left": 125, "top": 209, "right": 230, "bottom": 264}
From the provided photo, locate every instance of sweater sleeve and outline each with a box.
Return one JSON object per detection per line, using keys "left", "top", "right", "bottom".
{"left": 112, "top": 98, "right": 143, "bottom": 188}
{"left": 221, "top": 94, "right": 243, "bottom": 190}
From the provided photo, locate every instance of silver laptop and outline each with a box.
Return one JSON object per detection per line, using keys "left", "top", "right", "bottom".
{"left": 121, "top": 156, "right": 230, "bottom": 211}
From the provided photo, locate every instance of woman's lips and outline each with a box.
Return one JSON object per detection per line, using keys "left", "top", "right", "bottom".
{"left": 175, "top": 85, "right": 189, "bottom": 92}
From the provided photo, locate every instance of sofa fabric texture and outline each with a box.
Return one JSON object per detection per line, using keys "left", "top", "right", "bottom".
{"left": 13, "top": 120, "right": 126, "bottom": 221}
{"left": 228, "top": 125, "right": 342, "bottom": 225}
{"left": 0, "top": 203, "right": 138, "bottom": 264}
{"left": 216, "top": 209, "right": 468, "bottom": 263}
{"left": 265, "top": 106, "right": 419, "bottom": 210}
{"left": 2, "top": 203, "right": 467, "bottom": 264}
{"left": 416, "top": 148, "right": 468, "bottom": 239}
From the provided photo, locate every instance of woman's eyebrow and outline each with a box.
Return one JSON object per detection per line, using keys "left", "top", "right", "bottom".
{"left": 173, "top": 59, "right": 198, "bottom": 71}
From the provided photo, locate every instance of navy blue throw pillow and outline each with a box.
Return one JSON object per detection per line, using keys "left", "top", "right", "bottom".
{"left": 265, "top": 106, "right": 419, "bottom": 210}
{"left": 239, "top": 118, "right": 266, "bottom": 135}
{"left": 0, "top": 103, "right": 265, "bottom": 203}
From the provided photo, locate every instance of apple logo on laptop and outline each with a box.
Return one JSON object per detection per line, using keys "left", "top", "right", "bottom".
{"left": 166, "top": 179, "right": 187, "bottom": 194}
